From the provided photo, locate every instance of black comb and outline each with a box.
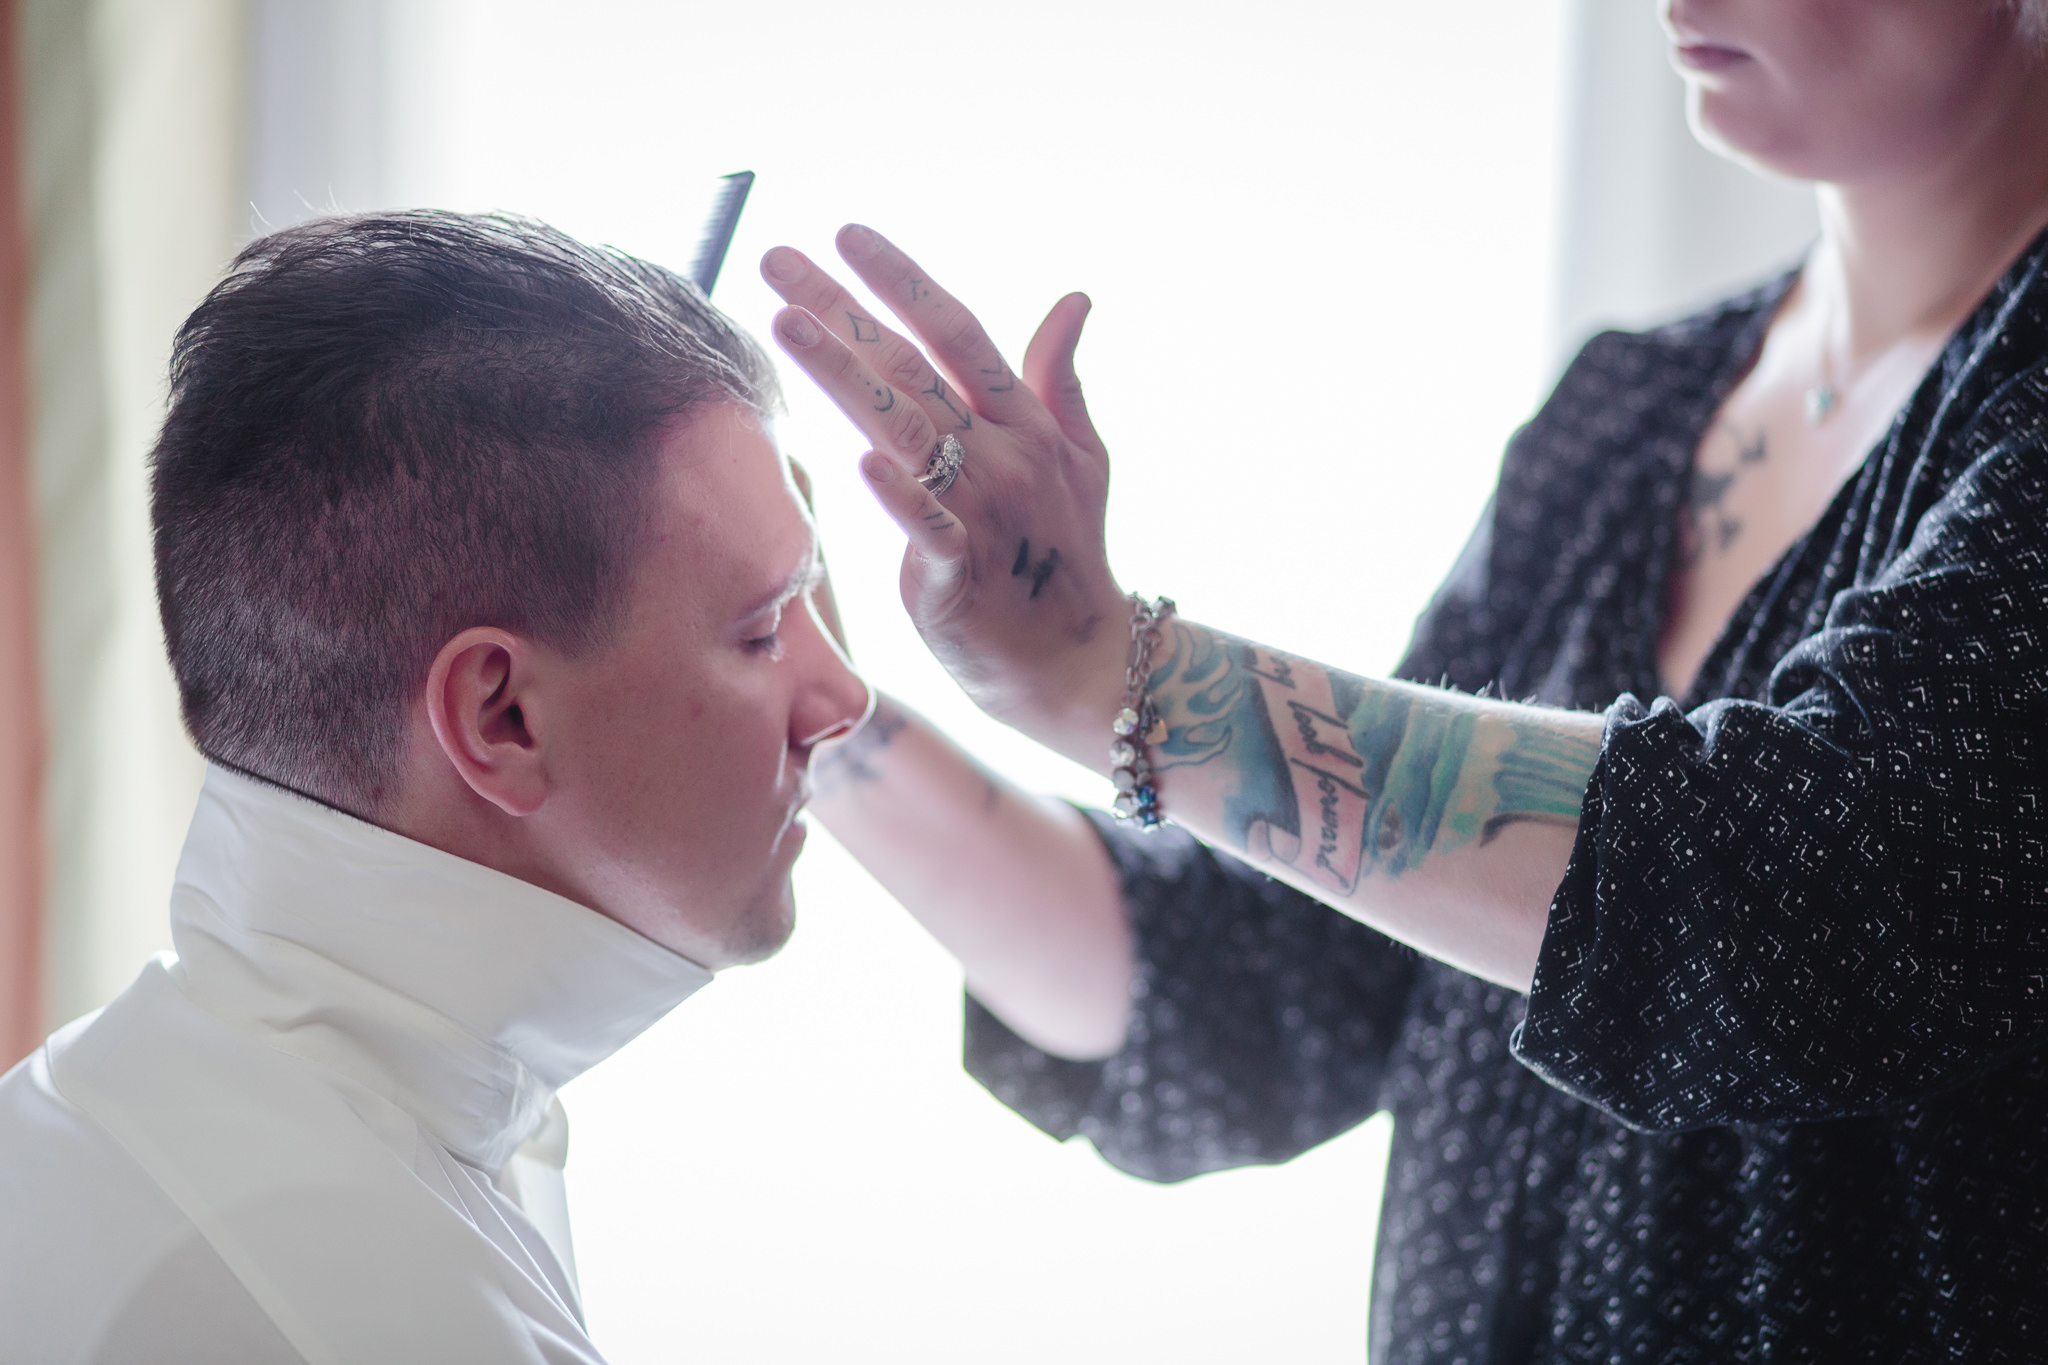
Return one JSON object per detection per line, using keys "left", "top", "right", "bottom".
{"left": 687, "top": 171, "right": 756, "bottom": 296}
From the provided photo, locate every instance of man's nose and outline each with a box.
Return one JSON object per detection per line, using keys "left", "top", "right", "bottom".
{"left": 789, "top": 596, "right": 871, "bottom": 751}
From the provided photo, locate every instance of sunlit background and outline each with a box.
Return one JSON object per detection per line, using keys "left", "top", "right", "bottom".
{"left": 1, "top": 0, "right": 1819, "bottom": 1360}
{"left": 446, "top": 7, "right": 1561, "bottom": 1359}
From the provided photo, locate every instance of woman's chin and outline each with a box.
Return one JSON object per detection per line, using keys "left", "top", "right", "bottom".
{"left": 1684, "top": 88, "right": 1822, "bottom": 182}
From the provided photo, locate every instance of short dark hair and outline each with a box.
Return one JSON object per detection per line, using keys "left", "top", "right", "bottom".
{"left": 150, "top": 210, "right": 777, "bottom": 813}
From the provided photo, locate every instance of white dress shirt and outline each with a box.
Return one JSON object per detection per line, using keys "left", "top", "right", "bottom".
{"left": 0, "top": 764, "right": 712, "bottom": 1364}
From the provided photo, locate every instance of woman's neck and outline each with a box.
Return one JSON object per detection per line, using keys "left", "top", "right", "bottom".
{"left": 1807, "top": 68, "right": 2048, "bottom": 364}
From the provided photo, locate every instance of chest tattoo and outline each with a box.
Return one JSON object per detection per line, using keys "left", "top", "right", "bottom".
{"left": 1680, "top": 425, "right": 1768, "bottom": 566}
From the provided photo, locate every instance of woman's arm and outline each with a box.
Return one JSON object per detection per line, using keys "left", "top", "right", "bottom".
{"left": 1134, "top": 619, "right": 1601, "bottom": 991}
{"left": 770, "top": 226, "right": 2048, "bottom": 1129}
{"left": 808, "top": 693, "right": 1133, "bottom": 1060}
{"left": 764, "top": 229, "right": 1599, "bottom": 992}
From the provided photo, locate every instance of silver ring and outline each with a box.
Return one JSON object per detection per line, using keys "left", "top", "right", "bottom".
{"left": 918, "top": 434, "right": 965, "bottom": 497}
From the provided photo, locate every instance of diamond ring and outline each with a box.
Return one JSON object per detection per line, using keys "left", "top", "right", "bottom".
{"left": 918, "top": 434, "right": 965, "bottom": 497}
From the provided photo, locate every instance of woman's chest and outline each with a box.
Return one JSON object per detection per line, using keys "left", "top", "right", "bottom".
{"left": 1477, "top": 331, "right": 1891, "bottom": 715}
{"left": 1657, "top": 326, "right": 1949, "bottom": 697}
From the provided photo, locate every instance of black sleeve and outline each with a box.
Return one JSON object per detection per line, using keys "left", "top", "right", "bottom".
{"left": 964, "top": 812, "right": 1420, "bottom": 1183}
{"left": 1391, "top": 494, "right": 1499, "bottom": 694}
{"left": 1513, "top": 392, "right": 2048, "bottom": 1130}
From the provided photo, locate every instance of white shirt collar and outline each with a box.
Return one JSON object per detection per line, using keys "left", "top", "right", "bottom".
{"left": 166, "top": 763, "right": 713, "bottom": 1172}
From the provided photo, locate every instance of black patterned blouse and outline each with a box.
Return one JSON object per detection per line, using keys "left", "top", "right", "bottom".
{"left": 965, "top": 226, "right": 2048, "bottom": 1363}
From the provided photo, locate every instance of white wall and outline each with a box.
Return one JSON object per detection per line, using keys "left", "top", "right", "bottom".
{"left": 242, "top": 0, "right": 458, "bottom": 233}
{"left": 1550, "top": 0, "right": 1818, "bottom": 366}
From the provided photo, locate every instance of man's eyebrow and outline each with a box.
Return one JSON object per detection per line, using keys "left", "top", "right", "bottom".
{"left": 733, "top": 533, "right": 822, "bottom": 622}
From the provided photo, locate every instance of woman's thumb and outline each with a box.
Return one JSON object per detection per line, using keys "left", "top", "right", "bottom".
{"left": 1022, "top": 292, "right": 1102, "bottom": 455}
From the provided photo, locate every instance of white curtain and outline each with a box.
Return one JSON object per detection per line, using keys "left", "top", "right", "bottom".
{"left": 25, "top": 0, "right": 458, "bottom": 1032}
{"left": 24, "top": 0, "right": 239, "bottom": 1030}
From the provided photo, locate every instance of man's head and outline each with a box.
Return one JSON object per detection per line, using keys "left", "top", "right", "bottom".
{"left": 152, "top": 211, "right": 868, "bottom": 967}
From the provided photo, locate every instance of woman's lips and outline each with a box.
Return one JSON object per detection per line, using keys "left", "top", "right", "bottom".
{"left": 1673, "top": 42, "right": 1750, "bottom": 72}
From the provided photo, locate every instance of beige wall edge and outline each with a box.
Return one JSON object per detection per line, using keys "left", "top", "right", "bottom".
{"left": 0, "top": 0, "right": 44, "bottom": 1069}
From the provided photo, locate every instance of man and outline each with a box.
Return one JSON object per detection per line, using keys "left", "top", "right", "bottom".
{"left": 0, "top": 212, "right": 868, "bottom": 1363}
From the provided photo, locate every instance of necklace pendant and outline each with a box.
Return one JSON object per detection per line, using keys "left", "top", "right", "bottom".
{"left": 1804, "top": 382, "right": 1839, "bottom": 425}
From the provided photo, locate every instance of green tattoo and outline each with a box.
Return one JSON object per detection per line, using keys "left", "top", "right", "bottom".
{"left": 1147, "top": 623, "right": 1599, "bottom": 895}
{"left": 1489, "top": 720, "right": 1601, "bottom": 838}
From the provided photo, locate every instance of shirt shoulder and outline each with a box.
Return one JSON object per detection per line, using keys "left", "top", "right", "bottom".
{"left": 1432, "top": 277, "right": 1793, "bottom": 703}
{"left": 1514, "top": 275, "right": 1792, "bottom": 491}
{"left": 0, "top": 1038, "right": 303, "bottom": 1365}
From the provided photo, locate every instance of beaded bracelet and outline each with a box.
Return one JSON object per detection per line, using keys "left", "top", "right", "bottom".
{"left": 1110, "top": 594, "right": 1174, "bottom": 828}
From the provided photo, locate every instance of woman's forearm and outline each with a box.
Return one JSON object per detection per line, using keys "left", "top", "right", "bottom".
{"left": 1121, "top": 620, "right": 1603, "bottom": 992}
{"left": 809, "top": 695, "right": 1133, "bottom": 1059}
{"left": 761, "top": 228, "right": 1597, "bottom": 992}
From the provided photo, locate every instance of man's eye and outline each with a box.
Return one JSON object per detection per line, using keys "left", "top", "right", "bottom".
{"left": 744, "top": 608, "right": 785, "bottom": 655}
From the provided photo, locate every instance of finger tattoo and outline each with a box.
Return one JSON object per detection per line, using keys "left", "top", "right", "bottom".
{"left": 871, "top": 382, "right": 896, "bottom": 412}
{"left": 981, "top": 360, "right": 1016, "bottom": 393}
{"left": 848, "top": 313, "right": 882, "bottom": 343}
{"left": 923, "top": 376, "right": 972, "bottom": 430}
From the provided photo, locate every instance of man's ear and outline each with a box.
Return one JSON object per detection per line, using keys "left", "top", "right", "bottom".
{"left": 423, "top": 628, "right": 548, "bottom": 818}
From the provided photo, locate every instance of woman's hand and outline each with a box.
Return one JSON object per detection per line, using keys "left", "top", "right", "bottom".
{"left": 760, "top": 226, "right": 1129, "bottom": 770}
{"left": 764, "top": 226, "right": 1595, "bottom": 992}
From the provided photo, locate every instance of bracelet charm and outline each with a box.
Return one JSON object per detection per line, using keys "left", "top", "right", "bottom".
{"left": 1110, "top": 595, "right": 1174, "bottom": 828}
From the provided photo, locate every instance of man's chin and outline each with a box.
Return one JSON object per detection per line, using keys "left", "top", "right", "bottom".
{"left": 713, "top": 880, "right": 798, "bottom": 968}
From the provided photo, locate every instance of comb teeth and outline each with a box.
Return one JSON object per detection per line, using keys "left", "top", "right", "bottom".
{"left": 688, "top": 171, "right": 756, "bottom": 296}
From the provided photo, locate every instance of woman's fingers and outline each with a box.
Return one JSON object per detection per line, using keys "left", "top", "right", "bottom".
{"left": 1021, "top": 292, "right": 1104, "bottom": 459}
{"left": 857, "top": 449, "right": 969, "bottom": 572}
{"left": 762, "top": 246, "right": 977, "bottom": 436}
{"left": 834, "top": 225, "right": 1038, "bottom": 426}
{"left": 773, "top": 306, "right": 944, "bottom": 475}
{"left": 769, "top": 311, "right": 968, "bottom": 578}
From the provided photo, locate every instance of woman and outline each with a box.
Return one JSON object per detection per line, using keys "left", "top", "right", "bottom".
{"left": 780, "top": 1, "right": 2048, "bottom": 1357}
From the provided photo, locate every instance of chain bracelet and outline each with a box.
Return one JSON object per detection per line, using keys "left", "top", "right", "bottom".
{"left": 1110, "top": 594, "right": 1174, "bottom": 828}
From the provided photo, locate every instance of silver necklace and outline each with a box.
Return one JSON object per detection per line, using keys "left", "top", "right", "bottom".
{"left": 1804, "top": 285, "right": 1848, "bottom": 425}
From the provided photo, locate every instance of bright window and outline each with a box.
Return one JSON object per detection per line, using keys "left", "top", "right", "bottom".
{"left": 411, "top": 3, "right": 1565, "bottom": 1358}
